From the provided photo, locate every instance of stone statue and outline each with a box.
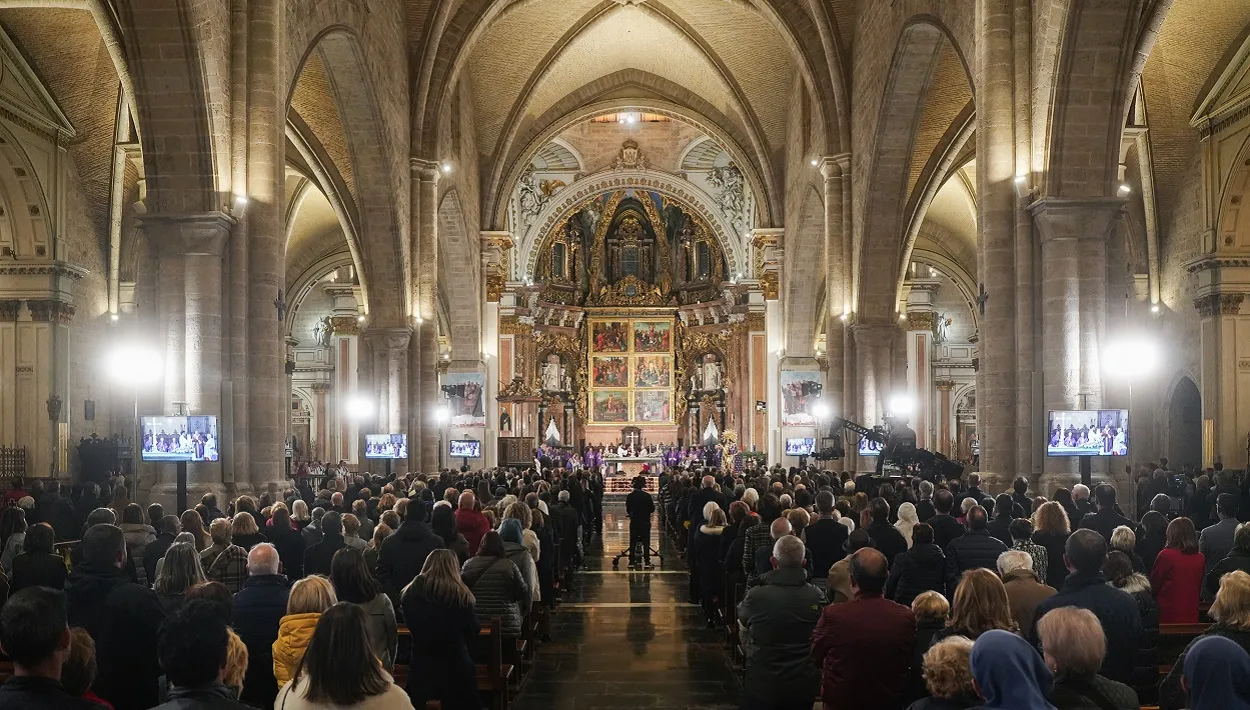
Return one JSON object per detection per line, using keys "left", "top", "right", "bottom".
{"left": 935, "top": 313, "right": 952, "bottom": 344}
{"left": 704, "top": 360, "right": 723, "bottom": 390}
{"left": 562, "top": 373, "right": 572, "bottom": 393}
{"left": 689, "top": 366, "right": 703, "bottom": 393}
{"left": 707, "top": 162, "right": 747, "bottom": 235}
{"left": 541, "top": 356, "right": 564, "bottom": 392}
{"left": 312, "top": 316, "right": 332, "bottom": 348}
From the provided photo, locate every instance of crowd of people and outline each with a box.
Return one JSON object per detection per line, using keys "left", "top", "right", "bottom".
{"left": 659, "top": 464, "right": 1250, "bottom": 710}
{"left": 0, "top": 470, "right": 603, "bottom": 709}
{"left": 0, "top": 458, "right": 1245, "bottom": 710}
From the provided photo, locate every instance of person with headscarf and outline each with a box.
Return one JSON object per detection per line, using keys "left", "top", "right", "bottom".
{"left": 967, "top": 629, "right": 1056, "bottom": 710}
{"left": 1181, "top": 635, "right": 1250, "bottom": 710}
{"left": 895, "top": 502, "right": 918, "bottom": 548}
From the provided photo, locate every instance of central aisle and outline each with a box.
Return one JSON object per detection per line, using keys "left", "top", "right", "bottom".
{"left": 511, "top": 500, "right": 741, "bottom": 710}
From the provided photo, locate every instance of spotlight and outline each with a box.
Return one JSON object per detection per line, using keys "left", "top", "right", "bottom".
{"left": 810, "top": 158, "right": 819, "bottom": 167}
{"left": 234, "top": 194, "right": 249, "bottom": 207}
{"left": 623, "top": 114, "right": 635, "bottom": 124}
{"left": 357, "top": 315, "right": 366, "bottom": 323}
{"left": 110, "top": 313, "right": 119, "bottom": 322}
{"left": 434, "top": 406, "right": 450, "bottom": 423}
{"left": 346, "top": 396, "right": 373, "bottom": 420}
{"left": 1151, "top": 305, "right": 1160, "bottom": 314}
{"left": 415, "top": 316, "right": 424, "bottom": 324}
{"left": 839, "top": 313, "right": 848, "bottom": 322}
{"left": 1013, "top": 175, "right": 1027, "bottom": 185}
{"left": 1118, "top": 183, "right": 1131, "bottom": 196}
{"left": 812, "top": 402, "right": 831, "bottom": 419}
{"left": 440, "top": 161, "right": 453, "bottom": 174}
{"left": 107, "top": 343, "right": 164, "bottom": 386}
{"left": 888, "top": 394, "right": 915, "bottom": 416}
{"left": 898, "top": 312, "right": 907, "bottom": 321}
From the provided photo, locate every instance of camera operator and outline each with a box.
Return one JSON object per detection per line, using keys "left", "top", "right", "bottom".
{"left": 625, "top": 475, "right": 655, "bottom": 568}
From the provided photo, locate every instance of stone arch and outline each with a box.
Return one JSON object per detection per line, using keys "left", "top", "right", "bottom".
{"left": 112, "top": 0, "right": 217, "bottom": 213}
{"left": 1215, "top": 131, "right": 1250, "bottom": 250}
{"left": 287, "top": 28, "right": 407, "bottom": 325}
{"left": 783, "top": 185, "right": 825, "bottom": 357}
{"left": 857, "top": 18, "right": 969, "bottom": 324}
{"left": 436, "top": 189, "right": 480, "bottom": 360}
{"left": 284, "top": 250, "right": 355, "bottom": 336}
{"left": 1165, "top": 375, "right": 1202, "bottom": 470}
{"left": 488, "top": 73, "right": 777, "bottom": 230}
{"left": 0, "top": 121, "right": 54, "bottom": 259}
{"left": 514, "top": 171, "right": 747, "bottom": 282}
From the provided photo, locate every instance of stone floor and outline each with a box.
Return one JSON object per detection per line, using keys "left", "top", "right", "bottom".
{"left": 511, "top": 500, "right": 741, "bottom": 710}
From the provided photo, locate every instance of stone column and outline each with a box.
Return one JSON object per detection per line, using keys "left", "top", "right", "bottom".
{"left": 411, "top": 159, "right": 441, "bottom": 474}
{"left": 246, "top": 0, "right": 284, "bottom": 492}
{"left": 820, "top": 156, "right": 850, "bottom": 418}
{"left": 852, "top": 324, "right": 898, "bottom": 432}
{"left": 936, "top": 380, "right": 956, "bottom": 455}
{"left": 976, "top": 0, "right": 1019, "bottom": 479}
{"left": 311, "top": 382, "right": 330, "bottom": 461}
{"left": 330, "top": 315, "right": 360, "bottom": 463}
{"left": 382, "top": 327, "right": 411, "bottom": 475}
{"left": 1030, "top": 198, "right": 1123, "bottom": 487}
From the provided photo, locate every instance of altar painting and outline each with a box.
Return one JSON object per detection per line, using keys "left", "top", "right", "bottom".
{"left": 593, "top": 391, "right": 629, "bottom": 422}
{"left": 633, "top": 356, "right": 671, "bottom": 388}
{"left": 780, "top": 370, "right": 822, "bottom": 426}
{"left": 633, "top": 321, "right": 671, "bottom": 352}
{"left": 442, "top": 373, "right": 487, "bottom": 428}
{"left": 634, "top": 391, "right": 671, "bottom": 422}
{"left": 592, "top": 357, "right": 629, "bottom": 387}
{"left": 592, "top": 321, "right": 629, "bottom": 352}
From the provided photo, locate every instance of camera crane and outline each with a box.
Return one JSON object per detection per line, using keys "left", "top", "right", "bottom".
{"left": 828, "top": 417, "right": 885, "bottom": 445}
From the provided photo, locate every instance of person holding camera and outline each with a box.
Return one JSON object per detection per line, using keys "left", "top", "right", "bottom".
{"left": 625, "top": 476, "right": 655, "bottom": 568}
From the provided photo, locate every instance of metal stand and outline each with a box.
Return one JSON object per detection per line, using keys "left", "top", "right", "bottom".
{"left": 176, "top": 460, "right": 188, "bottom": 515}
{"left": 1079, "top": 455, "right": 1092, "bottom": 488}
{"left": 611, "top": 539, "right": 660, "bottom": 570}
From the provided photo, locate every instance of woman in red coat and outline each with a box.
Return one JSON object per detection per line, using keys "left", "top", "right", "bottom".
{"left": 1150, "top": 517, "right": 1205, "bottom": 623}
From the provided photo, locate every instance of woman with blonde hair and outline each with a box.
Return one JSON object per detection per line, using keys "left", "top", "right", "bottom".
{"left": 908, "top": 635, "right": 978, "bottom": 710}
{"left": 1110, "top": 525, "right": 1145, "bottom": 573}
{"left": 1031, "top": 501, "right": 1071, "bottom": 588}
{"left": 930, "top": 568, "right": 1015, "bottom": 645}
{"left": 291, "top": 499, "right": 312, "bottom": 529}
{"left": 230, "top": 511, "right": 265, "bottom": 551}
{"left": 154, "top": 541, "right": 207, "bottom": 614}
{"left": 179, "top": 508, "right": 210, "bottom": 551}
{"left": 1037, "top": 606, "right": 1138, "bottom": 710}
{"left": 1159, "top": 569, "right": 1250, "bottom": 709}
{"left": 223, "top": 628, "right": 249, "bottom": 699}
{"left": 364, "top": 522, "right": 392, "bottom": 572}
{"left": 273, "top": 575, "right": 337, "bottom": 688}
{"left": 907, "top": 591, "right": 953, "bottom": 705}
{"left": 402, "top": 549, "right": 480, "bottom": 709}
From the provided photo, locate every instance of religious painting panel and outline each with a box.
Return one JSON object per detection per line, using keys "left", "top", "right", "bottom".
{"left": 779, "top": 370, "right": 822, "bottom": 426}
{"left": 633, "top": 321, "right": 671, "bottom": 352}
{"left": 441, "top": 373, "right": 487, "bottom": 428}
{"left": 591, "top": 356, "right": 629, "bottom": 387}
{"left": 633, "top": 355, "right": 671, "bottom": 388}
{"left": 592, "top": 390, "right": 630, "bottom": 423}
{"left": 591, "top": 321, "right": 629, "bottom": 352}
{"left": 634, "top": 390, "right": 672, "bottom": 423}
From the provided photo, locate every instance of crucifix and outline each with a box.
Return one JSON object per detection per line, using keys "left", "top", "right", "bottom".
{"left": 624, "top": 430, "right": 641, "bottom": 449}
{"left": 976, "top": 283, "right": 989, "bottom": 317}
{"left": 274, "top": 289, "right": 287, "bottom": 323}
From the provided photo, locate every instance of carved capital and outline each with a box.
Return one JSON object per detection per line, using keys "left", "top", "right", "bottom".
{"left": 0, "top": 300, "right": 19, "bottom": 322}
{"left": 906, "top": 311, "right": 936, "bottom": 332}
{"left": 935, "top": 379, "right": 957, "bottom": 391}
{"left": 410, "top": 158, "right": 442, "bottom": 182}
{"left": 760, "top": 271, "right": 779, "bottom": 300}
{"left": 26, "top": 299, "right": 74, "bottom": 324}
{"left": 330, "top": 315, "right": 360, "bottom": 336}
{"left": 1194, "top": 292, "right": 1244, "bottom": 317}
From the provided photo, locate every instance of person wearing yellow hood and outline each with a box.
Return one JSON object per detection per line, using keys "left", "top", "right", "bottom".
{"left": 273, "top": 575, "right": 337, "bottom": 687}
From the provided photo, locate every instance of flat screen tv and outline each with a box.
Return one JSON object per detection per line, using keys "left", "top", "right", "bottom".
{"left": 140, "top": 416, "right": 219, "bottom": 462}
{"left": 364, "top": 434, "right": 408, "bottom": 460}
{"left": 784, "top": 437, "right": 815, "bottom": 456}
{"left": 449, "top": 439, "right": 482, "bottom": 458}
{"left": 1047, "top": 409, "right": 1128, "bottom": 457}
{"left": 858, "top": 437, "right": 884, "bottom": 457}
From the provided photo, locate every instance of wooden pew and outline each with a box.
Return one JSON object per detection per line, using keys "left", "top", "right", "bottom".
{"left": 396, "top": 618, "right": 514, "bottom": 710}
{"left": 1156, "top": 622, "right": 1209, "bottom": 675}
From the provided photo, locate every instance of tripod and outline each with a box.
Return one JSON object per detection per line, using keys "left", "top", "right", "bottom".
{"left": 611, "top": 523, "right": 660, "bottom": 570}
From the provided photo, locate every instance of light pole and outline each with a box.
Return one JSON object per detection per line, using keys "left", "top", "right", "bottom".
{"left": 107, "top": 342, "right": 164, "bottom": 490}
{"left": 435, "top": 405, "right": 450, "bottom": 470}
{"left": 1103, "top": 334, "right": 1158, "bottom": 517}
{"left": 345, "top": 395, "right": 372, "bottom": 476}
{"left": 811, "top": 401, "right": 831, "bottom": 469}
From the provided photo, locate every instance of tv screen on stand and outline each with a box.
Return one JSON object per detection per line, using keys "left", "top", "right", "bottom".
{"left": 784, "top": 438, "right": 815, "bottom": 456}
{"left": 449, "top": 439, "right": 482, "bottom": 459}
{"left": 140, "top": 416, "right": 220, "bottom": 462}
{"left": 858, "top": 437, "right": 883, "bottom": 457}
{"left": 1046, "top": 410, "right": 1129, "bottom": 457}
{"left": 364, "top": 434, "right": 408, "bottom": 460}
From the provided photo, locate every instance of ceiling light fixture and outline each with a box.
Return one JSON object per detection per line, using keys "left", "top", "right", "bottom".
{"left": 1118, "top": 183, "right": 1132, "bottom": 195}
{"left": 809, "top": 158, "right": 819, "bottom": 167}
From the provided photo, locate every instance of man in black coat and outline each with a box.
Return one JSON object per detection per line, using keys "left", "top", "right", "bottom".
{"left": 552, "top": 490, "right": 581, "bottom": 574}
{"left": 38, "top": 482, "right": 77, "bottom": 542}
{"left": 143, "top": 514, "right": 181, "bottom": 587}
{"left": 943, "top": 505, "right": 1007, "bottom": 597}
{"left": 376, "top": 503, "right": 444, "bottom": 610}
{"left": 805, "top": 491, "right": 848, "bottom": 580}
{"left": 1079, "top": 484, "right": 1133, "bottom": 543}
{"left": 865, "top": 497, "right": 909, "bottom": 566}
{"left": 1031, "top": 529, "right": 1142, "bottom": 684}
{"left": 232, "top": 543, "right": 291, "bottom": 708}
{"left": 0, "top": 587, "right": 104, "bottom": 709}
{"left": 303, "top": 511, "right": 346, "bottom": 577}
{"left": 625, "top": 477, "right": 655, "bottom": 567}
{"left": 687, "top": 475, "right": 727, "bottom": 549}
{"left": 64, "top": 523, "right": 165, "bottom": 710}
{"left": 928, "top": 488, "right": 966, "bottom": 550}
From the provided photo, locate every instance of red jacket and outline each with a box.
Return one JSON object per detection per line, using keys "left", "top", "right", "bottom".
{"left": 1150, "top": 547, "right": 1205, "bottom": 623}
{"left": 454, "top": 508, "right": 491, "bottom": 556}
{"left": 810, "top": 593, "right": 916, "bottom": 708}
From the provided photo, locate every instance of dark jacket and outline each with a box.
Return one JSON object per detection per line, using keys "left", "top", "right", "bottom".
{"left": 906, "top": 696, "right": 979, "bottom": 710}
{"left": 376, "top": 519, "right": 444, "bottom": 610}
{"left": 691, "top": 525, "right": 726, "bottom": 599}
{"left": 867, "top": 521, "right": 909, "bottom": 566}
{"left": 736, "top": 567, "right": 824, "bottom": 707}
{"left": 928, "top": 514, "right": 966, "bottom": 550}
{"left": 1033, "top": 530, "right": 1071, "bottom": 589}
{"left": 148, "top": 683, "right": 251, "bottom": 710}
{"left": 1206, "top": 546, "right": 1250, "bottom": 594}
{"left": 1031, "top": 570, "right": 1142, "bottom": 685}
{"left": 232, "top": 573, "right": 290, "bottom": 708}
{"left": 886, "top": 542, "right": 946, "bottom": 607}
{"left": 402, "top": 578, "right": 481, "bottom": 710}
{"left": 943, "top": 529, "right": 1008, "bottom": 596}
{"left": 461, "top": 555, "right": 529, "bottom": 637}
{"left": 551, "top": 501, "right": 580, "bottom": 560}
{"left": 1108, "top": 573, "right": 1158, "bottom": 705}
{"left": 986, "top": 515, "right": 1014, "bottom": 547}
{"left": 686, "top": 487, "right": 725, "bottom": 537}
{"left": 907, "top": 617, "right": 947, "bottom": 705}
{"left": 1048, "top": 673, "right": 1139, "bottom": 710}
{"left": 0, "top": 676, "right": 105, "bottom": 709}
{"left": 811, "top": 592, "right": 916, "bottom": 708}
{"left": 39, "top": 492, "right": 77, "bottom": 541}
{"left": 64, "top": 562, "right": 166, "bottom": 710}
{"left": 805, "top": 517, "right": 849, "bottom": 579}
{"left": 1079, "top": 509, "right": 1133, "bottom": 543}
{"left": 1157, "top": 625, "right": 1250, "bottom": 710}
{"left": 626, "top": 489, "right": 656, "bottom": 524}
{"left": 302, "top": 531, "right": 346, "bottom": 577}
{"left": 915, "top": 499, "right": 936, "bottom": 523}
{"left": 144, "top": 532, "right": 177, "bottom": 587}
{"left": 267, "top": 524, "right": 306, "bottom": 580}
{"left": 9, "top": 551, "right": 67, "bottom": 592}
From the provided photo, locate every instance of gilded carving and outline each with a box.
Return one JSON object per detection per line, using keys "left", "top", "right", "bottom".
{"left": 906, "top": 312, "right": 936, "bottom": 332}
{"left": 330, "top": 315, "right": 360, "bottom": 336}
{"left": 935, "top": 379, "right": 957, "bottom": 391}
{"left": 485, "top": 272, "right": 505, "bottom": 302}
{"left": 498, "top": 316, "right": 530, "bottom": 335}
{"left": 760, "top": 271, "right": 779, "bottom": 300}
{"left": 746, "top": 312, "right": 765, "bottom": 332}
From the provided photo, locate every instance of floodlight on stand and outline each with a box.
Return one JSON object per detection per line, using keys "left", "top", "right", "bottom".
{"left": 1118, "top": 183, "right": 1132, "bottom": 196}
{"left": 888, "top": 394, "right": 915, "bottom": 416}
{"left": 440, "top": 160, "right": 453, "bottom": 174}
{"left": 110, "top": 313, "right": 119, "bottom": 322}
{"left": 1103, "top": 335, "right": 1159, "bottom": 378}
{"left": 108, "top": 343, "right": 165, "bottom": 386}
{"left": 357, "top": 314, "right": 366, "bottom": 323}
{"left": 346, "top": 396, "right": 373, "bottom": 421}
{"left": 812, "top": 402, "right": 831, "bottom": 419}
{"left": 434, "top": 406, "right": 450, "bottom": 424}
